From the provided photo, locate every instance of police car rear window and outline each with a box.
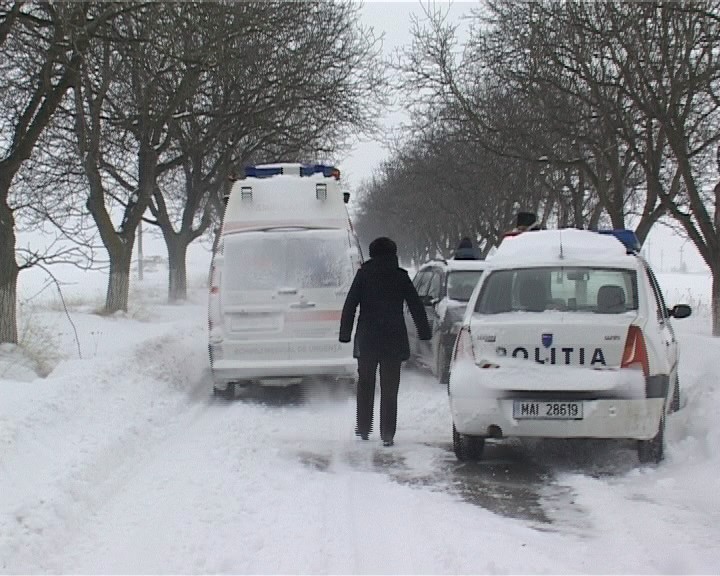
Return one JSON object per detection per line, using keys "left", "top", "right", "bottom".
{"left": 475, "top": 267, "right": 638, "bottom": 314}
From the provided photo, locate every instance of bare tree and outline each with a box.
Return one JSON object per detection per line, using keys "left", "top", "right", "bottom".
{"left": 603, "top": 2, "right": 720, "bottom": 334}
{"left": 353, "top": 114, "right": 547, "bottom": 264}
{"left": 396, "top": 3, "right": 657, "bottom": 236}
{"left": 143, "top": 1, "right": 385, "bottom": 302}
{"left": 523, "top": 2, "right": 720, "bottom": 332}
{"left": 69, "top": 2, "right": 384, "bottom": 304}
{"left": 73, "top": 3, "right": 208, "bottom": 313}
{"left": 395, "top": 1, "right": 720, "bottom": 333}
{"left": 0, "top": 2, "right": 130, "bottom": 343}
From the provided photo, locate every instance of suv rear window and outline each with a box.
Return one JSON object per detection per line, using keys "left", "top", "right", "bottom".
{"left": 223, "top": 229, "right": 353, "bottom": 290}
{"left": 475, "top": 267, "right": 638, "bottom": 314}
{"left": 447, "top": 270, "right": 484, "bottom": 302}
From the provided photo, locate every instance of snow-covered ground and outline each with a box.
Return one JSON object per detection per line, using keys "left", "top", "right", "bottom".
{"left": 2, "top": 254, "right": 719, "bottom": 574}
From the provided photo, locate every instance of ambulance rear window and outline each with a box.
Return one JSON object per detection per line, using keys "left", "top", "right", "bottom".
{"left": 223, "top": 229, "right": 353, "bottom": 290}
{"left": 475, "top": 267, "right": 638, "bottom": 314}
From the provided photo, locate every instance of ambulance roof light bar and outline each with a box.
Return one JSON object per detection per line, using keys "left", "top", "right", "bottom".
{"left": 244, "top": 163, "right": 340, "bottom": 180}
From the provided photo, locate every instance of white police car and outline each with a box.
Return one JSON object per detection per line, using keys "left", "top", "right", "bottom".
{"left": 405, "top": 258, "right": 486, "bottom": 383}
{"left": 448, "top": 228, "right": 692, "bottom": 463}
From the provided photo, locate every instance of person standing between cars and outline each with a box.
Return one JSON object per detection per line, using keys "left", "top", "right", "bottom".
{"left": 503, "top": 211, "right": 542, "bottom": 238}
{"left": 453, "top": 236, "right": 481, "bottom": 260}
{"left": 339, "top": 237, "right": 431, "bottom": 447}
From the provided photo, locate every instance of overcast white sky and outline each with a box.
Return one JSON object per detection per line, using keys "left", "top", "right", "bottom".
{"left": 339, "top": 1, "right": 475, "bottom": 186}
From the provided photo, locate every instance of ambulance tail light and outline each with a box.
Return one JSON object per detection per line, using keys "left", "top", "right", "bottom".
{"left": 621, "top": 325, "right": 649, "bottom": 376}
{"left": 453, "top": 326, "right": 475, "bottom": 363}
{"left": 209, "top": 263, "right": 220, "bottom": 295}
{"left": 208, "top": 262, "right": 222, "bottom": 334}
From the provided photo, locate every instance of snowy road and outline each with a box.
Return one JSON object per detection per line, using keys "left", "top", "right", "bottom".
{"left": 2, "top": 292, "right": 720, "bottom": 574}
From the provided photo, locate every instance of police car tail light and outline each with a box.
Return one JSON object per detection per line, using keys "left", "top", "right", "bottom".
{"left": 454, "top": 326, "right": 474, "bottom": 362}
{"left": 621, "top": 325, "right": 649, "bottom": 376}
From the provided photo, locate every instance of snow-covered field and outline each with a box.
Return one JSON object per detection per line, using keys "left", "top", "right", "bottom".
{"left": 1, "top": 255, "right": 719, "bottom": 574}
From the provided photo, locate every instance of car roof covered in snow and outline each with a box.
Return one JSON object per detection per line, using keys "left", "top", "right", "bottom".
{"left": 446, "top": 259, "right": 487, "bottom": 271}
{"left": 222, "top": 172, "right": 349, "bottom": 235}
{"left": 419, "top": 259, "right": 487, "bottom": 272}
{"left": 487, "top": 229, "right": 638, "bottom": 269}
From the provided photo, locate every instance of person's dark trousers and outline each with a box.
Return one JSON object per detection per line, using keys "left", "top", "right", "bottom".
{"left": 356, "top": 355, "right": 402, "bottom": 441}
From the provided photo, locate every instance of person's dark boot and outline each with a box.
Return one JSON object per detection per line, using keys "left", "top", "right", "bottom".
{"left": 355, "top": 428, "right": 369, "bottom": 441}
{"left": 382, "top": 437, "right": 393, "bottom": 447}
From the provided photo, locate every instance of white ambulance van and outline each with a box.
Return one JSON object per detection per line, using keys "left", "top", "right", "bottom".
{"left": 208, "top": 163, "right": 361, "bottom": 398}
{"left": 448, "top": 228, "right": 692, "bottom": 464}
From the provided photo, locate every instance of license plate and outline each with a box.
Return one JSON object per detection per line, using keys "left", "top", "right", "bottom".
{"left": 513, "top": 400, "right": 583, "bottom": 420}
{"left": 288, "top": 341, "right": 342, "bottom": 355}
{"left": 230, "top": 313, "right": 280, "bottom": 332}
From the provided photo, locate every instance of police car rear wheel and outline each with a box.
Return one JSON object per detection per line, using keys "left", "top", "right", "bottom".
{"left": 637, "top": 415, "right": 664, "bottom": 464}
{"left": 437, "top": 345, "right": 451, "bottom": 385}
{"left": 453, "top": 424, "right": 485, "bottom": 461}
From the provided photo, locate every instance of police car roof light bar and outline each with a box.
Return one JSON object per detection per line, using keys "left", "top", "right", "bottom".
{"left": 596, "top": 229, "right": 642, "bottom": 253}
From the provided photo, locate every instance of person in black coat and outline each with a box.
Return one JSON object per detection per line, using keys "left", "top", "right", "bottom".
{"left": 453, "top": 236, "right": 481, "bottom": 260}
{"left": 339, "top": 236, "right": 431, "bottom": 446}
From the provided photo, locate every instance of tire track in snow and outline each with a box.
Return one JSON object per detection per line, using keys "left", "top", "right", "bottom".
{"left": 0, "top": 321, "right": 212, "bottom": 573}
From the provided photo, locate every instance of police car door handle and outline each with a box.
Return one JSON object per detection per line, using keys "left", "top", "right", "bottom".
{"left": 290, "top": 301, "right": 316, "bottom": 309}
{"left": 278, "top": 287, "right": 298, "bottom": 295}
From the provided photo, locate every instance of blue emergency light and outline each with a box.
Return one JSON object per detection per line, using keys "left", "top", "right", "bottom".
{"left": 244, "top": 163, "right": 340, "bottom": 179}
{"left": 597, "top": 229, "right": 642, "bottom": 253}
{"left": 300, "top": 164, "right": 340, "bottom": 178}
{"left": 244, "top": 165, "right": 283, "bottom": 178}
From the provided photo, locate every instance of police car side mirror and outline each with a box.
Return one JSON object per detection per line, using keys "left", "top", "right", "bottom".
{"left": 420, "top": 295, "right": 434, "bottom": 306}
{"left": 669, "top": 304, "right": 692, "bottom": 319}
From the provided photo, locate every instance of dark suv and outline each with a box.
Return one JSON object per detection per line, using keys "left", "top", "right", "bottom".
{"left": 405, "top": 258, "right": 486, "bottom": 383}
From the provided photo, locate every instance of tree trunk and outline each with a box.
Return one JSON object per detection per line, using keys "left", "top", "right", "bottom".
{"left": 105, "top": 243, "right": 133, "bottom": 313}
{"left": 713, "top": 177, "right": 720, "bottom": 337}
{"left": 0, "top": 196, "right": 19, "bottom": 343}
{"left": 712, "top": 266, "right": 720, "bottom": 337}
{"left": 166, "top": 235, "right": 189, "bottom": 302}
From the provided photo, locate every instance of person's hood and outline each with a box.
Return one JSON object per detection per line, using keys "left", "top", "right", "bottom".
{"left": 362, "top": 254, "right": 399, "bottom": 272}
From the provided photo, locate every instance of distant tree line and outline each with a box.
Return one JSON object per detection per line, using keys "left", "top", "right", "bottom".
{"left": 0, "top": 1, "right": 384, "bottom": 344}
{"left": 352, "top": 1, "right": 720, "bottom": 336}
